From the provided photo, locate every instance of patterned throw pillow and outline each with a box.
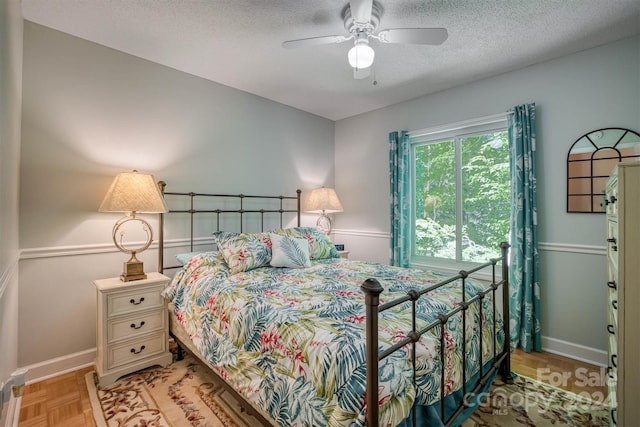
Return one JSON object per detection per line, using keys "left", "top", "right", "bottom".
{"left": 270, "top": 227, "right": 339, "bottom": 259}
{"left": 213, "top": 231, "right": 272, "bottom": 274}
{"left": 269, "top": 233, "right": 311, "bottom": 268}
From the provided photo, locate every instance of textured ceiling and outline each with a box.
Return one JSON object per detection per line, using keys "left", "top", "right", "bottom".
{"left": 21, "top": 0, "right": 640, "bottom": 120}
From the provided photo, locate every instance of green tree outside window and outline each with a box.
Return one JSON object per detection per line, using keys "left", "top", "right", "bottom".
{"left": 413, "top": 131, "right": 510, "bottom": 262}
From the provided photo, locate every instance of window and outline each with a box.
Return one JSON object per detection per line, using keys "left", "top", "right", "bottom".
{"left": 410, "top": 115, "right": 510, "bottom": 267}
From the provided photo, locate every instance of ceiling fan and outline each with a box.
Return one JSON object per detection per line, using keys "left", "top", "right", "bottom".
{"left": 282, "top": 0, "right": 448, "bottom": 79}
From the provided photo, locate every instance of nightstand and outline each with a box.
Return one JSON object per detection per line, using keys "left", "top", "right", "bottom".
{"left": 94, "top": 272, "right": 172, "bottom": 387}
{"left": 338, "top": 250, "right": 350, "bottom": 259}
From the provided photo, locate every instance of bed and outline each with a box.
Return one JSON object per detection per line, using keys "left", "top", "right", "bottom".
{"left": 157, "top": 183, "right": 512, "bottom": 427}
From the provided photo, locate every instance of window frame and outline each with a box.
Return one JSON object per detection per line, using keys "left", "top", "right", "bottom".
{"left": 408, "top": 113, "right": 509, "bottom": 275}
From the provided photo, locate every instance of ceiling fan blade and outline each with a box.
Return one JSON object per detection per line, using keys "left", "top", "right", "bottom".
{"left": 349, "top": 0, "right": 373, "bottom": 24}
{"left": 282, "top": 34, "right": 350, "bottom": 49}
{"left": 377, "top": 28, "right": 448, "bottom": 45}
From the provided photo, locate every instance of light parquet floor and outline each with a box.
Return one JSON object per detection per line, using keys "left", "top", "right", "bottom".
{"left": 18, "top": 350, "right": 607, "bottom": 426}
{"left": 18, "top": 366, "right": 96, "bottom": 427}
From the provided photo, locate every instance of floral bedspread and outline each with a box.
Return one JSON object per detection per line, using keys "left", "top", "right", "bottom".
{"left": 163, "top": 253, "right": 504, "bottom": 427}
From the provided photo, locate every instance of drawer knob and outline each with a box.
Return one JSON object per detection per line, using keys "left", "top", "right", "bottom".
{"left": 612, "top": 300, "right": 617, "bottom": 310}
{"left": 611, "top": 354, "right": 617, "bottom": 368}
{"left": 130, "top": 345, "right": 146, "bottom": 355}
{"left": 607, "top": 324, "right": 615, "bottom": 335}
{"left": 129, "top": 297, "right": 145, "bottom": 305}
{"left": 607, "top": 281, "right": 617, "bottom": 289}
{"left": 130, "top": 321, "right": 146, "bottom": 330}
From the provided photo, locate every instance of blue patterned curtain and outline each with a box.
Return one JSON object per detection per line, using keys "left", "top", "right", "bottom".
{"left": 508, "top": 103, "right": 541, "bottom": 352}
{"left": 389, "top": 131, "right": 411, "bottom": 267}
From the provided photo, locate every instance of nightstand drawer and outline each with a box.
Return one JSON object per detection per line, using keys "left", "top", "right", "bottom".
{"left": 107, "top": 286, "right": 164, "bottom": 317}
{"left": 108, "top": 310, "right": 165, "bottom": 343}
{"left": 107, "top": 331, "right": 167, "bottom": 369}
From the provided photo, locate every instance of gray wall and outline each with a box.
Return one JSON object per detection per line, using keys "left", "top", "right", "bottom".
{"left": 0, "top": 0, "right": 23, "bottom": 384}
{"left": 333, "top": 35, "right": 640, "bottom": 363}
{"left": 19, "top": 22, "right": 335, "bottom": 370}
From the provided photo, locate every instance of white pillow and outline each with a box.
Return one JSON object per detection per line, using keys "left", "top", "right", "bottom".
{"left": 269, "top": 233, "right": 311, "bottom": 268}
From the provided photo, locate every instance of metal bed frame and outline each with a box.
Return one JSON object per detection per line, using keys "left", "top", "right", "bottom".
{"left": 157, "top": 182, "right": 512, "bottom": 427}
{"left": 362, "top": 242, "right": 512, "bottom": 426}
{"left": 157, "top": 181, "right": 301, "bottom": 272}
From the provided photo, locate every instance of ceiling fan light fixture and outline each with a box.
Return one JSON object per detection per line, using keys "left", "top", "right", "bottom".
{"left": 348, "top": 40, "right": 375, "bottom": 69}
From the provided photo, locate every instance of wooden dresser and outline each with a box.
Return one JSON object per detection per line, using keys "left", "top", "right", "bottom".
{"left": 605, "top": 162, "right": 640, "bottom": 426}
{"left": 94, "top": 272, "right": 172, "bottom": 387}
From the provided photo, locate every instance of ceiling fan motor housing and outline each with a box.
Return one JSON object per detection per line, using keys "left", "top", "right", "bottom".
{"left": 343, "top": 1, "right": 381, "bottom": 35}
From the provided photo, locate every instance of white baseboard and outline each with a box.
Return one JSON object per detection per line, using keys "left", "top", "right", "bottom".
{"left": 541, "top": 336, "right": 607, "bottom": 367}
{"left": 0, "top": 395, "right": 21, "bottom": 427}
{"left": 22, "top": 348, "right": 96, "bottom": 385}
{"left": 1, "top": 369, "right": 27, "bottom": 427}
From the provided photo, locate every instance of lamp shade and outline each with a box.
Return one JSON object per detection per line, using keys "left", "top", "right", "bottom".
{"left": 99, "top": 171, "right": 168, "bottom": 213}
{"left": 305, "top": 187, "right": 344, "bottom": 213}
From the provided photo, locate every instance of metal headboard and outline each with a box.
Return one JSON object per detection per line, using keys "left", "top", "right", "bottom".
{"left": 157, "top": 181, "right": 301, "bottom": 272}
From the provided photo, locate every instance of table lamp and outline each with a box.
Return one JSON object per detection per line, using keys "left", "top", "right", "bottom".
{"left": 305, "top": 187, "right": 343, "bottom": 234}
{"left": 99, "top": 170, "right": 168, "bottom": 281}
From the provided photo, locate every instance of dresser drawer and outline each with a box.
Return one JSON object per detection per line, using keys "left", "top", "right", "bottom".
{"left": 107, "top": 309, "right": 165, "bottom": 343}
{"left": 608, "top": 291, "right": 618, "bottom": 327}
{"left": 606, "top": 220, "right": 618, "bottom": 270}
{"left": 608, "top": 327, "right": 617, "bottom": 352}
{"left": 107, "top": 286, "right": 164, "bottom": 318}
{"left": 107, "top": 331, "right": 167, "bottom": 369}
{"left": 605, "top": 175, "right": 618, "bottom": 217}
{"left": 608, "top": 375, "right": 617, "bottom": 427}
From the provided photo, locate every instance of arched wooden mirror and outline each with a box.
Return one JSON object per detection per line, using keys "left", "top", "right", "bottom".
{"left": 567, "top": 127, "right": 640, "bottom": 212}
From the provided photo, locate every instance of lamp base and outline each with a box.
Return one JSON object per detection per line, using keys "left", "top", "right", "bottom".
{"left": 120, "top": 253, "right": 147, "bottom": 282}
{"left": 316, "top": 212, "right": 332, "bottom": 235}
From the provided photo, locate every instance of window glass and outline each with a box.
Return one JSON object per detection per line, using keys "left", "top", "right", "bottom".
{"left": 414, "top": 140, "right": 455, "bottom": 258}
{"left": 411, "top": 117, "right": 509, "bottom": 265}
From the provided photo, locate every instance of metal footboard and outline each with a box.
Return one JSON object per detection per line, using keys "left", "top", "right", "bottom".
{"left": 361, "top": 242, "right": 511, "bottom": 427}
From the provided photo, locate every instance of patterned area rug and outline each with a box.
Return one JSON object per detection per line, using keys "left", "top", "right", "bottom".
{"left": 86, "top": 354, "right": 609, "bottom": 427}
{"left": 463, "top": 375, "right": 610, "bottom": 427}
{"left": 85, "top": 352, "right": 260, "bottom": 427}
